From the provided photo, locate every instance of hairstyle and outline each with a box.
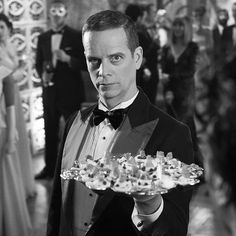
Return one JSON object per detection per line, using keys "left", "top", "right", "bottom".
{"left": 50, "top": 0, "right": 67, "bottom": 9}
{"left": 125, "top": 4, "right": 144, "bottom": 22}
{"left": 168, "top": 16, "right": 192, "bottom": 45}
{"left": 0, "top": 13, "right": 13, "bottom": 32}
{"left": 193, "top": 5, "right": 206, "bottom": 18}
{"left": 82, "top": 10, "right": 139, "bottom": 55}
{"left": 217, "top": 8, "right": 229, "bottom": 17}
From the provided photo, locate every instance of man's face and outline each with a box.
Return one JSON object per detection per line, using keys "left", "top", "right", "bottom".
{"left": 218, "top": 10, "right": 228, "bottom": 26}
{"left": 49, "top": 3, "right": 67, "bottom": 28}
{"left": 83, "top": 27, "right": 142, "bottom": 108}
{"left": 173, "top": 21, "right": 185, "bottom": 38}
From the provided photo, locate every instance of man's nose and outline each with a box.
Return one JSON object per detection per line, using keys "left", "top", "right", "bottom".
{"left": 98, "top": 60, "right": 111, "bottom": 77}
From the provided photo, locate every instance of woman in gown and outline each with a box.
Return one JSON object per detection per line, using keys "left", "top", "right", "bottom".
{"left": 0, "top": 13, "right": 32, "bottom": 235}
{"left": 1, "top": 13, "right": 35, "bottom": 198}
{"left": 160, "top": 16, "right": 202, "bottom": 166}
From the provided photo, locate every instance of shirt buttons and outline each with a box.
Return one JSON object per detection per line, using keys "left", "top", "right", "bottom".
{"left": 102, "top": 136, "right": 106, "bottom": 140}
{"left": 84, "top": 222, "right": 88, "bottom": 226}
{"left": 89, "top": 193, "right": 93, "bottom": 197}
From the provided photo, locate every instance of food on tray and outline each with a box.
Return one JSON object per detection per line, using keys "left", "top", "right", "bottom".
{"left": 61, "top": 150, "right": 203, "bottom": 195}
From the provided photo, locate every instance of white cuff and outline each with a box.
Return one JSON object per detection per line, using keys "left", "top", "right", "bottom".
{"left": 131, "top": 196, "right": 164, "bottom": 230}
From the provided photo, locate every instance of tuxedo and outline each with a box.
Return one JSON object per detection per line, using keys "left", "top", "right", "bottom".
{"left": 212, "top": 25, "right": 225, "bottom": 66}
{"left": 136, "top": 24, "right": 159, "bottom": 104}
{"left": 222, "top": 24, "right": 235, "bottom": 54}
{"left": 221, "top": 24, "right": 236, "bottom": 78}
{"left": 35, "top": 25, "right": 87, "bottom": 176}
{"left": 47, "top": 90, "right": 194, "bottom": 236}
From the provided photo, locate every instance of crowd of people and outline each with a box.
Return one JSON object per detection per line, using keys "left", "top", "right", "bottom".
{"left": 1, "top": 0, "right": 236, "bottom": 235}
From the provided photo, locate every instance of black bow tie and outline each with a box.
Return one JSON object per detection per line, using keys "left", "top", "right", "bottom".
{"left": 92, "top": 108, "right": 127, "bottom": 129}
{"left": 51, "top": 29, "right": 63, "bottom": 35}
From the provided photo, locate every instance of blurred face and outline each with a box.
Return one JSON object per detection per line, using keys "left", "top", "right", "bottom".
{"left": 145, "top": 5, "right": 156, "bottom": 24}
{"left": 218, "top": 10, "right": 228, "bottom": 26}
{"left": 83, "top": 27, "right": 142, "bottom": 109}
{"left": 173, "top": 21, "right": 185, "bottom": 38}
{"left": 49, "top": 3, "right": 67, "bottom": 29}
{"left": 0, "top": 20, "right": 10, "bottom": 42}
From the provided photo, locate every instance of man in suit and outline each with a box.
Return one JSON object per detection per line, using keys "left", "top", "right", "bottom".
{"left": 35, "top": 0, "right": 86, "bottom": 179}
{"left": 212, "top": 8, "right": 229, "bottom": 68}
{"left": 125, "top": 4, "right": 159, "bottom": 105}
{"left": 47, "top": 10, "right": 194, "bottom": 236}
{"left": 221, "top": 2, "right": 236, "bottom": 78}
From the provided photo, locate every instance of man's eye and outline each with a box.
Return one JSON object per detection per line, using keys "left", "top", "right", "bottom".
{"left": 110, "top": 55, "right": 122, "bottom": 63}
{"left": 88, "top": 58, "right": 100, "bottom": 67}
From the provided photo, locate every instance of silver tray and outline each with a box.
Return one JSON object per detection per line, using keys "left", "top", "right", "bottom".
{"left": 61, "top": 151, "right": 203, "bottom": 195}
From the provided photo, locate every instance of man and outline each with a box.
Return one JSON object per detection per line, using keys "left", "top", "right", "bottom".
{"left": 47, "top": 10, "right": 194, "bottom": 236}
{"left": 125, "top": 4, "right": 159, "bottom": 105}
{"left": 221, "top": 2, "right": 236, "bottom": 78}
{"left": 212, "top": 8, "right": 229, "bottom": 68}
{"left": 35, "top": 0, "right": 86, "bottom": 179}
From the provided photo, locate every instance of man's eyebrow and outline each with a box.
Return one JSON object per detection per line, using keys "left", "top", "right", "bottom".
{"left": 87, "top": 56, "right": 99, "bottom": 60}
{"left": 108, "top": 52, "right": 125, "bottom": 57}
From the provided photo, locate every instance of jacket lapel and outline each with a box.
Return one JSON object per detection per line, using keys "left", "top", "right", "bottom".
{"left": 45, "top": 31, "right": 53, "bottom": 61}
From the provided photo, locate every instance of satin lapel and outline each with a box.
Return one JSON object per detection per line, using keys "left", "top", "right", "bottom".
{"left": 110, "top": 116, "right": 159, "bottom": 155}
{"left": 90, "top": 114, "right": 159, "bottom": 225}
{"left": 61, "top": 112, "right": 92, "bottom": 233}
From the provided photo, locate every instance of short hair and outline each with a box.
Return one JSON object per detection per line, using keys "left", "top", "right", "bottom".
{"left": 193, "top": 5, "right": 206, "bottom": 17}
{"left": 169, "top": 16, "right": 192, "bottom": 45}
{"left": 0, "top": 13, "right": 13, "bottom": 32}
{"left": 82, "top": 10, "right": 139, "bottom": 55}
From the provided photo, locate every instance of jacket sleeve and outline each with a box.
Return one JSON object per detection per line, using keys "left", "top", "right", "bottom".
{"left": 35, "top": 34, "right": 44, "bottom": 78}
{"left": 142, "top": 123, "right": 194, "bottom": 236}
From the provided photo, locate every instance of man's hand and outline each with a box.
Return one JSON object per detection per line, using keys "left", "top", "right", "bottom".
{"left": 133, "top": 194, "right": 162, "bottom": 215}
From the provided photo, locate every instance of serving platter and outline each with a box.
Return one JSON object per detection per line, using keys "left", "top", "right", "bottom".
{"left": 61, "top": 151, "right": 203, "bottom": 195}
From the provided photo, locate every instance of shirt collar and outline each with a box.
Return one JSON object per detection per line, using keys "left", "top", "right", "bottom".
{"left": 98, "top": 91, "right": 139, "bottom": 112}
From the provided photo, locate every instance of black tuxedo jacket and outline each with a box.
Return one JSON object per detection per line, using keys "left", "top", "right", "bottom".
{"left": 47, "top": 90, "right": 194, "bottom": 236}
{"left": 212, "top": 25, "right": 224, "bottom": 61}
{"left": 35, "top": 25, "right": 87, "bottom": 112}
{"left": 222, "top": 24, "right": 235, "bottom": 58}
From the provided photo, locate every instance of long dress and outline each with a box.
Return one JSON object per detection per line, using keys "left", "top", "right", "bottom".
{"left": 2, "top": 40, "right": 35, "bottom": 199}
{"left": 160, "top": 42, "right": 202, "bottom": 167}
{"left": 15, "top": 85, "right": 36, "bottom": 198}
{"left": 0, "top": 77, "right": 32, "bottom": 236}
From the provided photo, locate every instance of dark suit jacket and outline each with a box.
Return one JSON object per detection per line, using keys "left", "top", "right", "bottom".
{"left": 222, "top": 24, "right": 234, "bottom": 52}
{"left": 136, "top": 24, "right": 159, "bottom": 104}
{"left": 221, "top": 24, "right": 236, "bottom": 78}
{"left": 35, "top": 25, "right": 87, "bottom": 112}
{"left": 212, "top": 25, "right": 225, "bottom": 63}
{"left": 47, "top": 89, "right": 194, "bottom": 236}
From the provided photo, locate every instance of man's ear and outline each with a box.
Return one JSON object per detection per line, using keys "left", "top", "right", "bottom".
{"left": 134, "top": 46, "right": 143, "bottom": 70}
